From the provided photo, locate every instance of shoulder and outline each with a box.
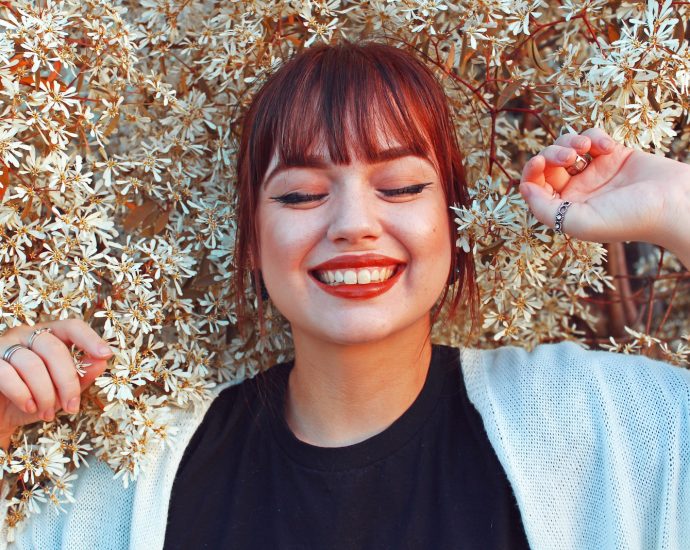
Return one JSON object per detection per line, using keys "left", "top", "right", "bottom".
{"left": 461, "top": 340, "right": 690, "bottom": 483}
{"left": 461, "top": 342, "right": 690, "bottom": 548}
{"left": 461, "top": 341, "right": 690, "bottom": 418}
{"left": 460, "top": 341, "right": 690, "bottom": 480}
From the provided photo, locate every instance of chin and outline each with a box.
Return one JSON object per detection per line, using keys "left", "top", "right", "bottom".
{"left": 319, "top": 330, "right": 391, "bottom": 346}
{"left": 301, "top": 315, "right": 416, "bottom": 346}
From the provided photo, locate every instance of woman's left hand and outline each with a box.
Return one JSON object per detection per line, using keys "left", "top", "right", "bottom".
{"left": 519, "top": 128, "right": 690, "bottom": 267}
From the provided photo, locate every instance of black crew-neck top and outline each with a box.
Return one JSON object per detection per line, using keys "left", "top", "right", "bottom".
{"left": 164, "top": 344, "right": 530, "bottom": 549}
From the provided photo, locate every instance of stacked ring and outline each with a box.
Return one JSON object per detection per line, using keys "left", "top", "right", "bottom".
{"left": 1, "top": 327, "right": 53, "bottom": 363}
{"left": 2, "top": 344, "right": 26, "bottom": 363}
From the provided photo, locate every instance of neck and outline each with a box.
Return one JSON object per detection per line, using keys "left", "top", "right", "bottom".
{"left": 285, "top": 316, "right": 433, "bottom": 447}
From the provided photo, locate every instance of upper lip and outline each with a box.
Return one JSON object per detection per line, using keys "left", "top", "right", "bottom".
{"left": 310, "top": 254, "right": 406, "bottom": 271}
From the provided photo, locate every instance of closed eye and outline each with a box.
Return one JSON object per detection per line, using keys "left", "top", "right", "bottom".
{"left": 269, "top": 192, "right": 328, "bottom": 205}
{"left": 380, "top": 182, "right": 432, "bottom": 197}
{"left": 269, "top": 182, "right": 433, "bottom": 205}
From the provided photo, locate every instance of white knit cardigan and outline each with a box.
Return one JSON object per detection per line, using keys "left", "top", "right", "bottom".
{"left": 2, "top": 341, "right": 690, "bottom": 549}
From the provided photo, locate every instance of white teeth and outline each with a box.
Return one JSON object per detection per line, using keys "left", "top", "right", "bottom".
{"left": 314, "top": 266, "right": 399, "bottom": 285}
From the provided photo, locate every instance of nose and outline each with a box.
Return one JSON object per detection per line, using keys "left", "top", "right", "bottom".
{"left": 326, "top": 184, "right": 383, "bottom": 244}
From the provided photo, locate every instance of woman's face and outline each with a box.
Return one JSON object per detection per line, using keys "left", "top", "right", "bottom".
{"left": 256, "top": 134, "right": 452, "bottom": 346}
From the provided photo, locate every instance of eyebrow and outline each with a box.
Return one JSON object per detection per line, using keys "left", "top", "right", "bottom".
{"left": 261, "top": 146, "right": 429, "bottom": 188}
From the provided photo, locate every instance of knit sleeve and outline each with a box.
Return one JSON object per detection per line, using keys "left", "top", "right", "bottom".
{"left": 461, "top": 341, "right": 690, "bottom": 550}
{"left": 6, "top": 458, "right": 135, "bottom": 550}
{"left": 3, "top": 380, "right": 238, "bottom": 550}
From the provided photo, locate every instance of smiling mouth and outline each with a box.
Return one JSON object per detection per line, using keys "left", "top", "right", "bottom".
{"left": 310, "top": 265, "right": 402, "bottom": 286}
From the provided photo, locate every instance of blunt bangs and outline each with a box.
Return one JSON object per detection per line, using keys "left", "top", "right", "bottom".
{"left": 272, "top": 47, "right": 435, "bottom": 171}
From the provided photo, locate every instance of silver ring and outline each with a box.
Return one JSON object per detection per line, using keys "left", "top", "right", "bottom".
{"left": 554, "top": 201, "right": 572, "bottom": 235}
{"left": 28, "top": 327, "right": 53, "bottom": 351}
{"left": 2, "top": 344, "right": 27, "bottom": 363}
{"left": 566, "top": 153, "right": 592, "bottom": 176}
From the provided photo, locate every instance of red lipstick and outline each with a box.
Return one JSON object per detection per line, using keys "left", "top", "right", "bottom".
{"left": 310, "top": 253, "right": 404, "bottom": 271}
{"left": 309, "top": 254, "right": 406, "bottom": 300}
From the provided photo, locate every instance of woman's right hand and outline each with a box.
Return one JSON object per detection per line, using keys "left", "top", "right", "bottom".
{"left": 0, "top": 319, "right": 114, "bottom": 449}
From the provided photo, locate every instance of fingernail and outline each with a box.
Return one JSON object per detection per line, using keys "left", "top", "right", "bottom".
{"left": 574, "top": 137, "right": 588, "bottom": 147}
{"left": 66, "top": 397, "right": 80, "bottom": 414}
{"left": 98, "top": 345, "right": 113, "bottom": 356}
{"left": 558, "top": 150, "right": 573, "bottom": 162}
{"left": 42, "top": 410, "right": 54, "bottom": 422}
{"left": 26, "top": 399, "right": 37, "bottom": 414}
{"left": 601, "top": 138, "right": 614, "bottom": 150}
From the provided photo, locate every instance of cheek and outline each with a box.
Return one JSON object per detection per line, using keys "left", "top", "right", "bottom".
{"left": 413, "top": 206, "right": 453, "bottom": 288}
{"left": 407, "top": 205, "right": 452, "bottom": 258}
{"left": 258, "top": 210, "right": 321, "bottom": 273}
{"left": 428, "top": 223, "right": 453, "bottom": 294}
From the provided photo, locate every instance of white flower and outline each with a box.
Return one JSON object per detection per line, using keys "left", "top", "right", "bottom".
{"left": 19, "top": 484, "right": 47, "bottom": 514}
{"left": 95, "top": 348, "right": 156, "bottom": 402}
{"left": 0, "top": 33, "right": 14, "bottom": 65}
{"left": 36, "top": 442, "right": 70, "bottom": 479}
{"left": 0, "top": 126, "right": 30, "bottom": 168}
{"left": 303, "top": 16, "right": 339, "bottom": 46}
{"left": 34, "top": 81, "right": 80, "bottom": 118}
{"left": 46, "top": 471, "right": 78, "bottom": 513}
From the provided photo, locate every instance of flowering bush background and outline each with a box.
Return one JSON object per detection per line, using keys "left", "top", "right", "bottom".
{"left": 0, "top": 0, "right": 688, "bottom": 536}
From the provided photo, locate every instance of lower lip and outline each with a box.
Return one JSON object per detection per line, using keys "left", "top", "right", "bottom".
{"left": 311, "top": 265, "right": 406, "bottom": 300}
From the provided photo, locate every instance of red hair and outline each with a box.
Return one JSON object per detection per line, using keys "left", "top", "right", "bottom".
{"left": 234, "top": 40, "right": 477, "bottom": 333}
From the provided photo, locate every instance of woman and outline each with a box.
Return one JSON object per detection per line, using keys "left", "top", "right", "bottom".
{"left": 0, "top": 41, "right": 688, "bottom": 549}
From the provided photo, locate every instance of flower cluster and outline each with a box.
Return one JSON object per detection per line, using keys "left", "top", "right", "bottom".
{"left": 0, "top": 0, "right": 687, "bottom": 536}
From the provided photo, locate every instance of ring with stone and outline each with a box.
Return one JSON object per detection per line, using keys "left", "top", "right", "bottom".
{"left": 28, "top": 327, "right": 53, "bottom": 351}
{"left": 565, "top": 153, "right": 592, "bottom": 176}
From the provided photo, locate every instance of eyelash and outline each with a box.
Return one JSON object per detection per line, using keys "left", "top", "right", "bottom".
{"left": 270, "top": 183, "right": 432, "bottom": 205}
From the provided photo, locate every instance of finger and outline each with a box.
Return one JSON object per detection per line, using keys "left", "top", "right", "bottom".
{"left": 541, "top": 144, "right": 579, "bottom": 167}
{"left": 29, "top": 333, "right": 81, "bottom": 414}
{"left": 11, "top": 319, "right": 114, "bottom": 360}
{"left": 40, "top": 319, "right": 114, "bottom": 359}
{"left": 5, "top": 348, "right": 58, "bottom": 421}
{"left": 0, "top": 359, "right": 37, "bottom": 414}
{"left": 521, "top": 154, "right": 547, "bottom": 186}
{"left": 581, "top": 128, "right": 616, "bottom": 157}
{"left": 14, "top": 319, "right": 115, "bottom": 413}
{"left": 554, "top": 133, "right": 591, "bottom": 154}
{"left": 519, "top": 181, "right": 594, "bottom": 239}
{"left": 12, "top": 319, "right": 114, "bottom": 414}
{"left": 522, "top": 152, "right": 570, "bottom": 194}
